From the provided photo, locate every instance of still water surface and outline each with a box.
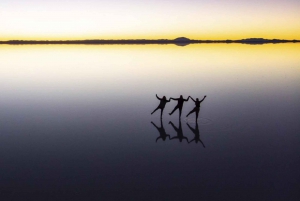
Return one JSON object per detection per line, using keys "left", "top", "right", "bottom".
{"left": 0, "top": 44, "right": 299, "bottom": 200}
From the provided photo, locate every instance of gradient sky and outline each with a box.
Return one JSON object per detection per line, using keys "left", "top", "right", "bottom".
{"left": 1, "top": 0, "right": 300, "bottom": 40}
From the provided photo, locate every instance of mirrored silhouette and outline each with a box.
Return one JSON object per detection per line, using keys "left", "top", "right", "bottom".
{"left": 151, "top": 119, "right": 170, "bottom": 142}
{"left": 169, "top": 120, "right": 189, "bottom": 143}
{"left": 187, "top": 122, "right": 205, "bottom": 148}
{"left": 169, "top": 95, "right": 189, "bottom": 118}
{"left": 151, "top": 94, "right": 171, "bottom": 119}
{"left": 186, "top": 95, "right": 206, "bottom": 121}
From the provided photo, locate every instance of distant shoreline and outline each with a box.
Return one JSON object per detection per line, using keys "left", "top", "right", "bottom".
{"left": 0, "top": 38, "right": 299, "bottom": 45}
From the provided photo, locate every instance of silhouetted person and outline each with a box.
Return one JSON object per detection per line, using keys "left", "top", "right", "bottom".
{"left": 169, "top": 95, "right": 189, "bottom": 118}
{"left": 151, "top": 94, "right": 171, "bottom": 118}
{"left": 169, "top": 120, "right": 188, "bottom": 143}
{"left": 151, "top": 119, "right": 170, "bottom": 142}
{"left": 187, "top": 122, "right": 205, "bottom": 147}
{"left": 186, "top": 95, "right": 206, "bottom": 121}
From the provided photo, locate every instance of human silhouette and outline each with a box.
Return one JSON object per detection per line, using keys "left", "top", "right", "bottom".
{"left": 151, "top": 119, "right": 170, "bottom": 142}
{"left": 151, "top": 94, "right": 171, "bottom": 118}
{"left": 186, "top": 95, "right": 206, "bottom": 121}
{"left": 169, "top": 95, "right": 189, "bottom": 118}
{"left": 169, "top": 120, "right": 188, "bottom": 143}
{"left": 187, "top": 122, "right": 205, "bottom": 147}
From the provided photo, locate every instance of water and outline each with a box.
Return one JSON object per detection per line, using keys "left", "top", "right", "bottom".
{"left": 0, "top": 44, "right": 299, "bottom": 200}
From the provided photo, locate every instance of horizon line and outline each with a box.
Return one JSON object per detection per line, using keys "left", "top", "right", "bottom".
{"left": 1, "top": 37, "right": 300, "bottom": 41}
{"left": 1, "top": 37, "right": 300, "bottom": 46}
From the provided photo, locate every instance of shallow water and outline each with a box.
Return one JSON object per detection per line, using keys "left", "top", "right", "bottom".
{"left": 0, "top": 44, "right": 299, "bottom": 200}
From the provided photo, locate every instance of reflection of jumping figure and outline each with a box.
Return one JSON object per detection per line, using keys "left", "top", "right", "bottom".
{"left": 151, "top": 94, "right": 171, "bottom": 118}
{"left": 151, "top": 119, "right": 170, "bottom": 142}
{"left": 186, "top": 95, "right": 206, "bottom": 121}
{"left": 187, "top": 122, "right": 205, "bottom": 147}
{"left": 169, "top": 120, "right": 188, "bottom": 143}
{"left": 169, "top": 95, "right": 189, "bottom": 118}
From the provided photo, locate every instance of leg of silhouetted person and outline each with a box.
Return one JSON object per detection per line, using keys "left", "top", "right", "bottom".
{"left": 179, "top": 108, "right": 182, "bottom": 118}
{"left": 151, "top": 106, "right": 159, "bottom": 115}
{"left": 195, "top": 109, "right": 199, "bottom": 121}
{"left": 160, "top": 108, "right": 164, "bottom": 118}
{"left": 169, "top": 105, "right": 179, "bottom": 115}
{"left": 186, "top": 108, "right": 196, "bottom": 117}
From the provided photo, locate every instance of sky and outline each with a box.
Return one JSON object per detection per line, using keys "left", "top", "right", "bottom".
{"left": 1, "top": 0, "right": 300, "bottom": 40}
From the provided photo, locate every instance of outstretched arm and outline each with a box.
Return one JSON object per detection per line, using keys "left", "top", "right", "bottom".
{"left": 184, "top": 96, "right": 190, "bottom": 101}
{"left": 189, "top": 96, "right": 196, "bottom": 102}
{"left": 200, "top": 95, "right": 206, "bottom": 103}
{"left": 170, "top": 97, "right": 179, "bottom": 100}
{"left": 156, "top": 94, "right": 162, "bottom": 100}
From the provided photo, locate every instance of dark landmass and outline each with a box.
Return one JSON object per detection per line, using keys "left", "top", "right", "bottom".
{"left": 0, "top": 37, "right": 299, "bottom": 45}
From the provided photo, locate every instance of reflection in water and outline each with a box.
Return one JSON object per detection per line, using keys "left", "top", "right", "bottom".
{"left": 187, "top": 122, "right": 205, "bottom": 148}
{"left": 151, "top": 119, "right": 206, "bottom": 147}
{"left": 169, "top": 120, "right": 189, "bottom": 143}
{"left": 0, "top": 45, "right": 299, "bottom": 200}
{"left": 151, "top": 119, "right": 170, "bottom": 142}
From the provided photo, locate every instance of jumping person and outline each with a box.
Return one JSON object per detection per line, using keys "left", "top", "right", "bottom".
{"left": 169, "top": 95, "right": 189, "bottom": 118}
{"left": 186, "top": 95, "right": 206, "bottom": 121}
{"left": 151, "top": 94, "right": 171, "bottom": 118}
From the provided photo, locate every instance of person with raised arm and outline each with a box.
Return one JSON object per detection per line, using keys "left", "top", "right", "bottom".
{"left": 151, "top": 94, "right": 171, "bottom": 118}
{"left": 186, "top": 95, "right": 206, "bottom": 121}
{"left": 169, "top": 95, "right": 189, "bottom": 118}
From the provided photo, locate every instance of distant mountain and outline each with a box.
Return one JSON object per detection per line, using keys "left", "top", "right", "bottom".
{"left": 174, "top": 37, "right": 191, "bottom": 46}
{"left": 174, "top": 37, "right": 190, "bottom": 41}
{"left": 237, "top": 38, "right": 291, "bottom": 44}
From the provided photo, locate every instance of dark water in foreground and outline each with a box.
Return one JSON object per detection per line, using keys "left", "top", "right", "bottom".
{"left": 0, "top": 45, "right": 299, "bottom": 200}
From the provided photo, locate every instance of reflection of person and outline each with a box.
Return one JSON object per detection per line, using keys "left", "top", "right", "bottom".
{"left": 169, "top": 120, "right": 188, "bottom": 143}
{"left": 151, "top": 119, "right": 170, "bottom": 142}
{"left": 169, "top": 95, "right": 189, "bottom": 118}
{"left": 151, "top": 94, "right": 171, "bottom": 118}
{"left": 187, "top": 122, "right": 205, "bottom": 147}
{"left": 186, "top": 95, "right": 206, "bottom": 121}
